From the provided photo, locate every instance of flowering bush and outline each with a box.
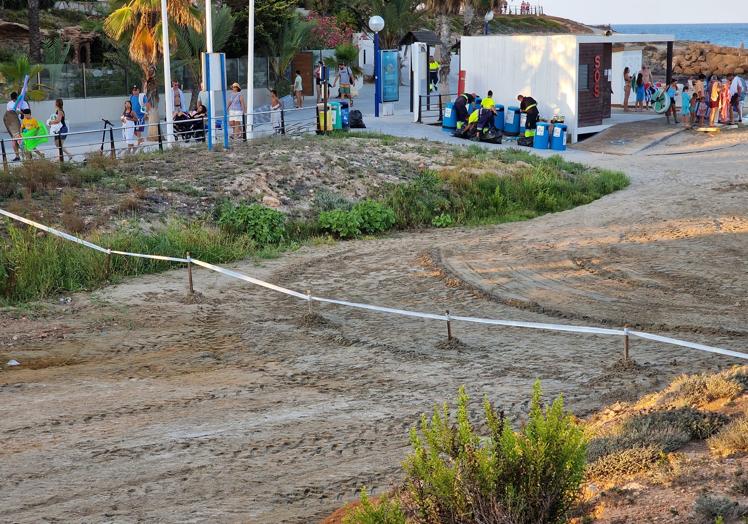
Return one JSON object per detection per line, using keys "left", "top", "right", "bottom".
{"left": 306, "top": 11, "right": 354, "bottom": 49}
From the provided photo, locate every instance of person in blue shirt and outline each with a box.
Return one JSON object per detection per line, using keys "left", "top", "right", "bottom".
{"left": 680, "top": 85, "right": 692, "bottom": 127}
{"left": 665, "top": 80, "right": 679, "bottom": 124}
{"left": 129, "top": 85, "right": 145, "bottom": 144}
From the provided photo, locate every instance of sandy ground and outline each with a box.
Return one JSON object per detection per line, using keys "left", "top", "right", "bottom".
{"left": 1, "top": 129, "right": 747, "bottom": 523}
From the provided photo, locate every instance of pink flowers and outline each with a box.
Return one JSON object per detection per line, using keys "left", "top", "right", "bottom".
{"left": 306, "top": 11, "right": 354, "bottom": 49}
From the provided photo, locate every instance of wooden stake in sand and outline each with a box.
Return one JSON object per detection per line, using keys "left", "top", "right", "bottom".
{"left": 187, "top": 252, "right": 194, "bottom": 295}
{"left": 446, "top": 310, "right": 452, "bottom": 341}
{"left": 624, "top": 324, "right": 630, "bottom": 361}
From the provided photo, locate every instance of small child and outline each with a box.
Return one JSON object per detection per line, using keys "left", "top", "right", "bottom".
{"left": 697, "top": 96, "right": 708, "bottom": 127}
{"left": 680, "top": 85, "right": 692, "bottom": 127}
{"left": 19, "top": 108, "right": 48, "bottom": 159}
{"left": 689, "top": 89, "right": 698, "bottom": 126}
{"left": 666, "top": 80, "right": 679, "bottom": 124}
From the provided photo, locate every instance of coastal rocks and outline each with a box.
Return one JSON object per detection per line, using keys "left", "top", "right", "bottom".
{"left": 673, "top": 43, "right": 748, "bottom": 76}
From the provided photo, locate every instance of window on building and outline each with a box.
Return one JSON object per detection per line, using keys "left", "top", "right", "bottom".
{"left": 578, "top": 64, "right": 589, "bottom": 92}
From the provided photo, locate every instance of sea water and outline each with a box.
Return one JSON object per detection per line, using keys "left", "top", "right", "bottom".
{"left": 612, "top": 23, "right": 748, "bottom": 48}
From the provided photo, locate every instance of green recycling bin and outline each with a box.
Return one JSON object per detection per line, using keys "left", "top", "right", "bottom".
{"left": 328, "top": 101, "right": 343, "bottom": 130}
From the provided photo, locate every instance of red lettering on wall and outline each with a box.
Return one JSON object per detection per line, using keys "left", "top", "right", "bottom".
{"left": 593, "top": 55, "right": 601, "bottom": 98}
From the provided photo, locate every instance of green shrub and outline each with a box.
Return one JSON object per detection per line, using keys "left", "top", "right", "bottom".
{"left": 343, "top": 488, "right": 406, "bottom": 524}
{"left": 318, "top": 208, "right": 363, "bottom": 239}
{"left": 586, "top": 446, "right": 661, "bottom": 481}
{"left": 312, "top": 189, "right": 353, "bottom": 212}
{"left": 431, "top": 213, "right": 453, "bottom": 228}
{"left": 353, "top": 200, "right": 396, "bottom": 234}
{"left": 404, "top": 382, "right": 586, "bottom": 524}
{"left": 216, "top": 202, "right": 287, "bottom": 245}
{"left": 17, "top": 159, "right": 61, "bottom": 193}
{"left": 318, "top": 200, "right": 395, "bottom": 238}
{"left": 0, "top": 172, "right": 19, "bottom": 198}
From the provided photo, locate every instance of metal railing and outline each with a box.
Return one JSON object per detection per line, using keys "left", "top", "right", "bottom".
{"left": 0, "top": 105, "right": 319, "bottom": 169}
{"left": 417, "top": 93, "right": 456, "bottom": 125}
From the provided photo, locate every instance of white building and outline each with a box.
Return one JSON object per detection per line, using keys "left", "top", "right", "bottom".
{"left": 459, "top": 33, "right": 674, "bottom": 142}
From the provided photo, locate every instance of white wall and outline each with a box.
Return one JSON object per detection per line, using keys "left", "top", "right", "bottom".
{"left": 611, "top": 49, "right": 643, "bottom": 106}
{"left": 29, "top": 88, "right": 272, "bottom": 128}
{"left": 461, "top": 35, "right": 580, "bottom": 141}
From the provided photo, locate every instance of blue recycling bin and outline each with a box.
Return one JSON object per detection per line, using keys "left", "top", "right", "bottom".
{"left": 533, "top": 122, "right": 551, "bottom": 149}
{"left": 493, "top": 104, "right": 505, "bottom": 132}
{"left": 442, "top": 102, "right": 457, "bottom": 129}
{"left": 551, "top": 124, "right": 568, "bottom": 151}
{"left": 519, "top": 112, "right": 527, "bottom": 137}
{"left": 340, "top": 101, "right": 350, "bottom": 129}
{"left": 469, "top": 97, "right": 482, "bottom": 114}
{"left": 505, "top": 106, "right": 521, "bottom": 135}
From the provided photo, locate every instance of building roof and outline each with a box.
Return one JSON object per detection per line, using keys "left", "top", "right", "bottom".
{"left": 399, "top": 30, "right": 441, "bottom": 47}
{"left": 464, "top": 33, "right": 675, "bottom": 44}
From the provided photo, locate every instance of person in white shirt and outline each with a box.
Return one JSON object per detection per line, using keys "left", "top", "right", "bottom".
{"left": 4, "top": 92, "right": 29, "bottom": 161}
{"left": 293, "top": 70, "right": 303, "bottom": 108}
{"left": 728, "top": 74, "right": 744, "bottom": 123}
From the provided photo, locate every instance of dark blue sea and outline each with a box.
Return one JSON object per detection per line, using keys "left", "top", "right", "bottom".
{"left": 612, "top": 24, "right": 748, "bottom": 48}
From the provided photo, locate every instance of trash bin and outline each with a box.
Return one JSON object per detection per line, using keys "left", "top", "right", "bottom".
{"left": 328, "top": 101, "right": 343, "bottom": 130}
{"left": 339, "top": 101, "right": 350, "bottom": 130}
{"left": 442, "top": 102, "right": 457, "bottom": 129}
{"left": 505, "top": 106, "right": 521, "bottom": 135}
{"left": 317, "top": 103, "right": 335, "bottom": 131}
{"left": 493, "top": 104, "right": 505, "bottom": 132}
{"left": 519, "top": 112, "right": 527, "bottom": 137}
{"left": 551, "top": 124, "right": 568, "bottom": 151}
{"left": 533, "top": 122, "right": 550, "bottom": 149}
{"left": 470, "top": 97, "right": 482, "bottom": 114}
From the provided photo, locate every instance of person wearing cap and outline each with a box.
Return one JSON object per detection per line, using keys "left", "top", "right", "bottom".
{"left": 228, "top": 82, "right": 246, "bottom": 139}
{"left": 129, "top": 85, "right": 146, "bottom": 145}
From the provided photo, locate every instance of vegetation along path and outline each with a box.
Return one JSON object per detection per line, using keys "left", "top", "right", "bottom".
{"left": 1, "top": 132, "right": 747, "bottom": 522}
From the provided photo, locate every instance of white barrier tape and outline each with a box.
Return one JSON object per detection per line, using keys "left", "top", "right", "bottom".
{"left": 2, "top": 207, "right": 745, "bottom": 360}
{"left": 190, "top": 259, "right": 309, "bottom": 300}
{"left": 0, "top": 208, "right": 110, "bottom": 254}
{"left": 451, "top": 315, "right": 625, "bottom": 336}
{"left": 630, "top": 331, "right": 748, "bottom": 360}
{"left": 312, "top": 296, "right": 448, "bottom": 321}
{"left": 108, "top": 250, "right": 189, "bottom": 263}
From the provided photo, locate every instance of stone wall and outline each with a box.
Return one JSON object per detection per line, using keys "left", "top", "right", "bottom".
{"left": 673, "top": 43, "right": 747, "bottom": 76}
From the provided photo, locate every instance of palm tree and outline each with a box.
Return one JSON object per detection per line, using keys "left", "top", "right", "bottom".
{"left": 28, "top": 0, "right": 42, "bottom": 62}
{"left": 370, "top": 0, "right": 425, "bottom": 49}
{"left": 0, "top": 56, "right": 45, "bottom": 101}
{"left": 322, "top": 44, "right": 362, "bottom": 77}
{"left": 267, "top": 14, "right": 315, "bottom": 96}
{"left": 104, "top": 0, "right": 200, "bottom": 136}
{"left": 174, "top": 5, "right": 235, "bottom": 109}
{"left": 423, "top": 0, "right": 461, "bottom": 98}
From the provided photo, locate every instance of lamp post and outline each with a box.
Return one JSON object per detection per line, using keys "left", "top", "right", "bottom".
{"left": 369, "top": 15, "right": 384, "bottom": 118}
{"left": 484, "top": 10, "right": 494, "bottom": 35}
{"left": 160, "top": 0, "right": 174, "bottom": 142}
{"left": 246, "top": 0, "right": 254, "bottom": 139}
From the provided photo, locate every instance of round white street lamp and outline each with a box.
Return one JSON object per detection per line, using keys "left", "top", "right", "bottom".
{"left": 369, "top": 16, "right": 385, "bottom": 117}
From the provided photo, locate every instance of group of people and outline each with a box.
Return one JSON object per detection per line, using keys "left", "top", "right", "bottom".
{"left": 314, "top": 61, "right": 357, "bottom": 107}
{"left": 623, "top": 65, "right": 745, "bottom": 127}
{"left": 452, "top": 90, "right": 539, "bottom": 145}
{"left": 2, "top": 92, "right": 74, "bottom": 161}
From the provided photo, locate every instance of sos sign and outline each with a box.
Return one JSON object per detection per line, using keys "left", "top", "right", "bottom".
{"left": 593, "top": 55, "right": 601, "bottom": 98}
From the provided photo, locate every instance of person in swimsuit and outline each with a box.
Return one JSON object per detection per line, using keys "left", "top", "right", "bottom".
{"left": 47, "top": 98, "right": 73, "bottom": 160}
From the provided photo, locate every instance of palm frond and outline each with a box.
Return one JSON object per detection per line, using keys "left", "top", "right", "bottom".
{"left": 103, "top": 6, "right": 136, "bottom": 39}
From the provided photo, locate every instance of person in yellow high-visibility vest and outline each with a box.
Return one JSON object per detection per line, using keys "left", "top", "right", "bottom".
{"left": 481, "top": 90, "right": 497, "bottom": 113}
{"left": 428, "top": 56, "right": 440, "bottom": 93}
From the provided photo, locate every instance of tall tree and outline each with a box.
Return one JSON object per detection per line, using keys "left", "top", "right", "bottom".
{"left": 174, "top": 5, "right": 235, "bottom": 109}
{"left": 104, "top": 0, "right": 200, "bottom": 136}
{"left": 266, "top": 14, "right": 314, "bottom": 96}
{"left": 370, "top": 0, "right": 424, "bottom": 49}
{"left": 27, "top": 0, "right": 42, "bottom": 62}
{"left": 423, "top": 0, "right": 461, "bottom": 97}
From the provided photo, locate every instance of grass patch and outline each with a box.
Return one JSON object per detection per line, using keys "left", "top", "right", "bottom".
{"left": 0, "top": 221, "right": 255, "bottom": 303}
{"left": 708, "top": 415, "right": 748, "bottom": 458}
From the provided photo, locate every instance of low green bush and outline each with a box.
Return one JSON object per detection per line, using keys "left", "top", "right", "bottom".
{"left": 343, "top": 488, "right": 406, "bottom": 524}
{"left": 318, "top": 200, "right": 395, "bottom": 239}
{"left": 216, "top": 202, "right": 287, "bottom": 245}
{"left": 586, "top": 446, "right": 662, "bottom": 481}
{"left": 708, "top": 416, "right": 748, "bottom": 458}
{"left": 692, "top": 494, "right": 745, "bottom": 523}
{"left": 404, "top": 382, "right": 586, "bottom": 524}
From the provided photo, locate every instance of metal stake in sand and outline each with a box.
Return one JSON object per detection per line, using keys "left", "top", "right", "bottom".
{"left": 446, "top": 310, "right": 452, "bottom": 341}
{"left": 186, "top": 252, "right": 194, "bottom": 294}
{"left": 623, "top": 324, "right": 630, "bottom": 361}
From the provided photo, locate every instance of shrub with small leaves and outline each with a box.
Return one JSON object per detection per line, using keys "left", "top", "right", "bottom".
{"left": 692, "top": 494, "right": 745, "bottom": 523}
{"left": 431, "top": 213, "right": 454, "bottom": 228}
{"left": 708, "top": 415, "right": 748, "bottom": 458}
{"left": 353, "top": 200, "right": 396, "bottom": 235}
{"left": 318, "top": 208, "right": 363, "bottom": 239}
{"left": 586, "top": 446, "right": 661, "bottom": 481}
{"left": 342, "top": 487, "right": 406, "bottom": 524}
{"left": 216, "top": 202, "right": 286, "bottom": 245}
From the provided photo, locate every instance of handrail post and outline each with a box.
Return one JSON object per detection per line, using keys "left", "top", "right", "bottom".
{"left": 438, "top": 95, "right": 443, "bottom": 122}
{"left": 280, "top": 108, "right": 286, "bottom": 135}
{"left": 157, "top": 122, "right": 163, "bottom": 152}
{"left": 242, "top": 112, "right": 247, "bottom": 142}
{"left": 417, "top": 96, "right": 423, "bottom": 123}
{"left": 1, "top": 139, "right": 8, "bottom": 173}
{"left": 56, "top": 135, "right": 64, "bottom": 163}
{"left": 108, "top": 126, "right": 115, "bottom": 159}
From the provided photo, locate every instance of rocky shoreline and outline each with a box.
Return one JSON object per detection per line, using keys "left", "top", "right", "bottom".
{"left": 643, "top": 41, "right": 747, "bottom": 78}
